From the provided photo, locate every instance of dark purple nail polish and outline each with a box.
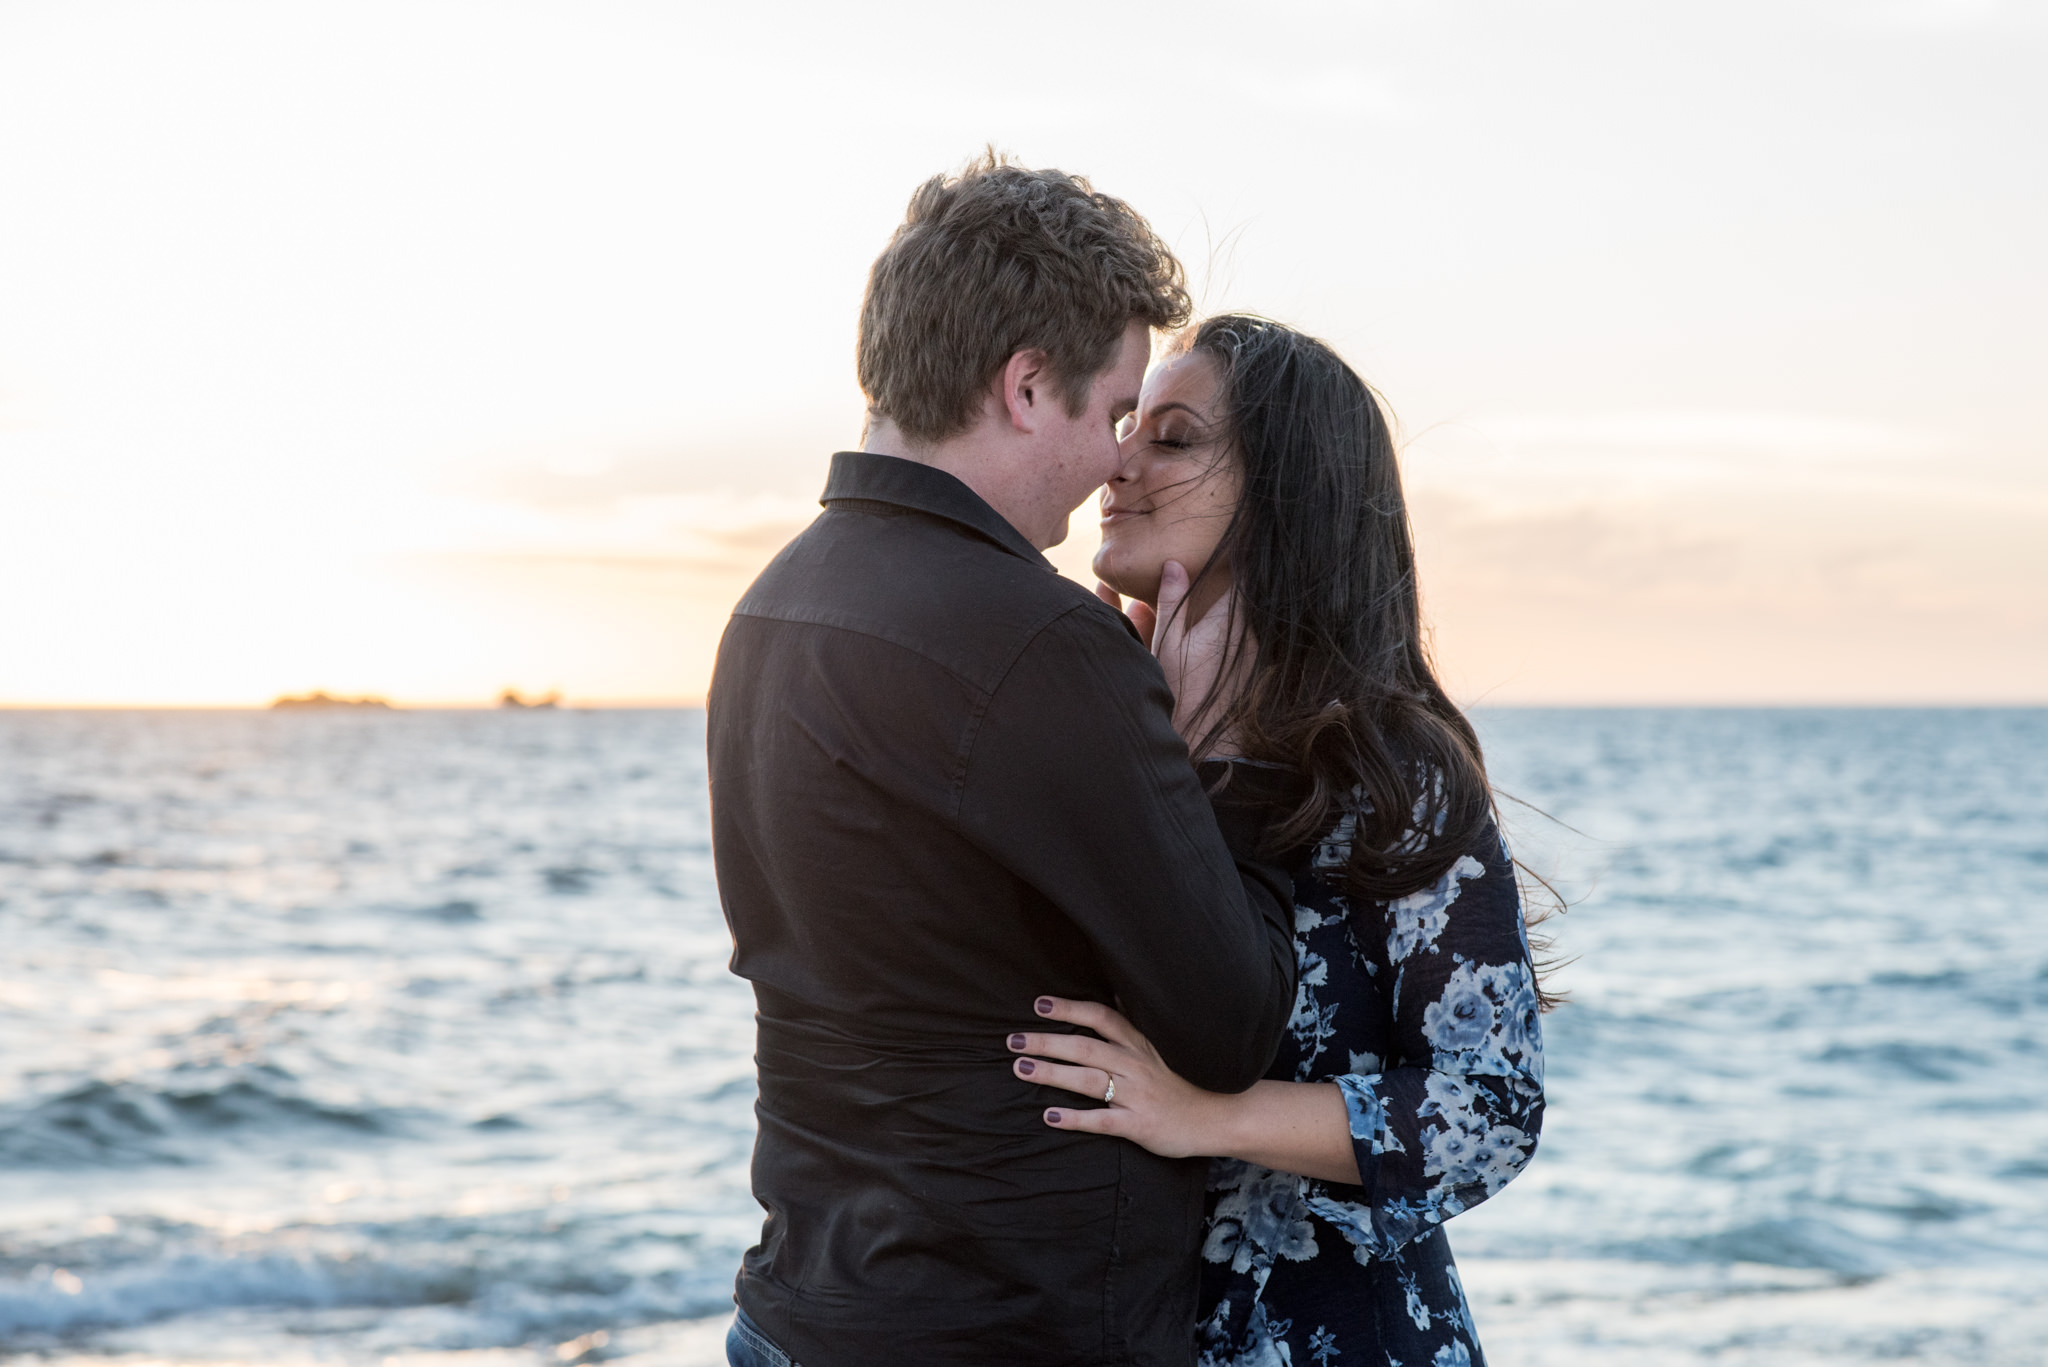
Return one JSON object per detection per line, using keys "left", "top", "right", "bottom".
{"left": 1046, "top": 1110, "right": 1062, "bottom": 1124}
{"left": 1035, "top": 997, "right": 1054, "bottom": 1015}
{"left": 1008, "top": 1034, "right": 1027, "bottom": 1050}
{"left": 1016, "top": 1059, "right": 1035, "bottom": 1076}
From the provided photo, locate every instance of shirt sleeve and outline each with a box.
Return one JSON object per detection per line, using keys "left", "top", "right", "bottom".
{"left": 1299, "top": 824, "right": 1545, "bottom": 1260}
{"left": 954, "top": 602, "right": 1299, "bottom": 1095}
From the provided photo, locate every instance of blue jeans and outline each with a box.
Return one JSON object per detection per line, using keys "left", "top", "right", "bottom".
{"left": 726, "top": 1307, "right": 799, "bottom": 1367}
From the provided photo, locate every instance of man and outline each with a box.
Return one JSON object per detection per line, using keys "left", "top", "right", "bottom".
{"left": 708, "top": 154, "right": 1298, "bottom": 1367}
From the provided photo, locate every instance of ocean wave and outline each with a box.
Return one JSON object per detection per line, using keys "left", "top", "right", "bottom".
{"left": 1614, "top": 1217, "right": 1890, "bottom": 1278}
{"left": 0, "top": 1074, "right": 400, "bottom": 1166}
{"left": 410, "top": 899, "right": 483, "bottom": 922}
{"left": 1816, "top": 1040, "right": 1992, "bottom": 1082}
{"left": 0, "top": 1218, "right": 738, "bottom": 1346}
{"left": 0, "top": 1250, "right": 464, "bottom": 1339}
{"left": 542, "top": 865, "right": 602, "bottom": 895}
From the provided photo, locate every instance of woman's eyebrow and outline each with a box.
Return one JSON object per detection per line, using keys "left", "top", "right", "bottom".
{"left": 1146, "top": 401, "right": 1201, "bottom": 420}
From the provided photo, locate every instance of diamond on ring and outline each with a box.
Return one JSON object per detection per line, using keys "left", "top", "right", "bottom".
{"left": 1102, "top": 1077, "right": 1116, "bottom": 1105}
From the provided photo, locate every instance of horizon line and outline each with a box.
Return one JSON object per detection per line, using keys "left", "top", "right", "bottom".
{"left": 3, "top": 698, "right": 2046, "bottom": 712}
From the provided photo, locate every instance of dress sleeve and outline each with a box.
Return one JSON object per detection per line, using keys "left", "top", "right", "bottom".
{"left": 1299, "top": 821, "right": 1545, "bottom": 1262}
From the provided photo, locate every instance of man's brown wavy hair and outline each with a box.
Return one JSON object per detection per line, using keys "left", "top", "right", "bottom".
{"left": 858, "top": 151, "right": 1191, "bottom": 444}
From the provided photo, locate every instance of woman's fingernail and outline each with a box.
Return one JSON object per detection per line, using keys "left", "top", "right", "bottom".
{"left": 1046, "top": 1110, "right": 1063, "bottom": 1124}
{"left": 1008, "top": 1034, "right": 1027, "bottom": 1050}
{"left": 1016, "top": 1059, "right": 1036, "bottom": 1076}
{"left": 1035, "top": 998, "right": 1054, "bottom": 1015}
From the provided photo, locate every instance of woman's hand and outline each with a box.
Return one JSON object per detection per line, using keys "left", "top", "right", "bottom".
{"left": 1096, "top": 562, "right": 1251, "bottom": 755}
{"left": 1009, "top": 996, "right": 1366, "bottom": 1183}
{"left": 1008, "top": 996, "right": 1230, "bottom": 1159}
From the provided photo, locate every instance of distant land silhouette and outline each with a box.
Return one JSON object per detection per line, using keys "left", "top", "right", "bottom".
{"left": 498, "top": 689, "right": 561, "bottom": 710}
{"left": 271, "top": 691, "right": 395, "bottom": 711}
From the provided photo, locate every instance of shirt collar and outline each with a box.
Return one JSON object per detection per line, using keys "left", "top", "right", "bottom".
{"left": 820, "top": 451, "right": 1052, "bottom": 570}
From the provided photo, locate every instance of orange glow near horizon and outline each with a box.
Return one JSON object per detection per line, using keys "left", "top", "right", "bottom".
{"left": 1, "top": 2, "right": 2043, "bottom": 707}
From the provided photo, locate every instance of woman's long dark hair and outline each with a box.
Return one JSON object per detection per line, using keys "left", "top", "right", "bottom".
{"left": 1176, "top": 316, "right": 1506, "bottom": 906}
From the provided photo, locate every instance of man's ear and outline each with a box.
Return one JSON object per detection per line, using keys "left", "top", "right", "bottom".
{"left": 998, "top": 349, "right": 1051, "bottom": 434}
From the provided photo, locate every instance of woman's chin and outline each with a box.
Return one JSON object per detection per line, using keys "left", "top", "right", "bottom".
{"left": 1092, "top": 556, "right": 1162, "bottom": 608}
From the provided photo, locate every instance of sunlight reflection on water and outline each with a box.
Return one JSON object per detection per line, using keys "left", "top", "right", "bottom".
{"left": 0, "top": 707, "right": 2043, "bottom": 1364}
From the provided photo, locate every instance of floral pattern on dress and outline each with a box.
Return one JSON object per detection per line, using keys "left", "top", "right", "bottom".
{"left": 1196, "top": 799, "right": 1543, "bottom": 1367}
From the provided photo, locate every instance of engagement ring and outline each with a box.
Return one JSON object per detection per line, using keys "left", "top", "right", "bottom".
{"left": 1102, "top": 1077, "right": 1116, "bottom": 1104}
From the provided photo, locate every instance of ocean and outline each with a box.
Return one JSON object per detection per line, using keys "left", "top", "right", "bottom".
{"left": 0, "top": 707, "right": 2043, "bottom": 1365}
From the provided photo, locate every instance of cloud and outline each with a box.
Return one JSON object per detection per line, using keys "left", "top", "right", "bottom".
{"left": 0, "top": 377, "right": 52, "bottom": 432}
{"left": 463, "top": 448, "right": 800, "bottom": 513}
{"left": 1250, "top": 66, "right": 1420, "bottom": 123}
{"left": 1399, "top": 408, "right": 1966, "bottom": 516}
{"left": 411, "top": 549, "right": 779, "bottom": 580}
{"left": 1866, "top": 0, "right": 2015, "bottom": 30}
{"left": 406, "top": 522, "right": 811, "bottom": 586}
{"left": 1469, "top": 411, "right": 1934, "bottom": 460}
{"left": 1408, "top": 474, "right": 2047, "bottom": 703}
{"left": 1412, "top": 494, "right": 1745, "bottom": 599}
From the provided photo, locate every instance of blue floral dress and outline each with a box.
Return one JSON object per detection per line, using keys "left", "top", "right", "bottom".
{"left": 1196, "top": 801, "right": 1544, "bottom": 1367}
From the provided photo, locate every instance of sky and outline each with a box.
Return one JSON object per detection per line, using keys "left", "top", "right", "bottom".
{"left": 0, "top": 0, "right": 2042, "bottom": 705}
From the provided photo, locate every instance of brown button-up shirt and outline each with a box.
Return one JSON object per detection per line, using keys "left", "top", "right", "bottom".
{"left": 708, "top": 452, "right": 1298, "bottom": 1366}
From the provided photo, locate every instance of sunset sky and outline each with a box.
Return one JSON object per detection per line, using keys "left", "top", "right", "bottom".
{"left": 1, "top": 0, "right": 2042, "bottom": 705}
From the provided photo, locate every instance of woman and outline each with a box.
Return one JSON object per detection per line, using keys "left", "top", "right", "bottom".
{"left": 1004, "top": 316, "right": 1547, "bottom": 1366}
